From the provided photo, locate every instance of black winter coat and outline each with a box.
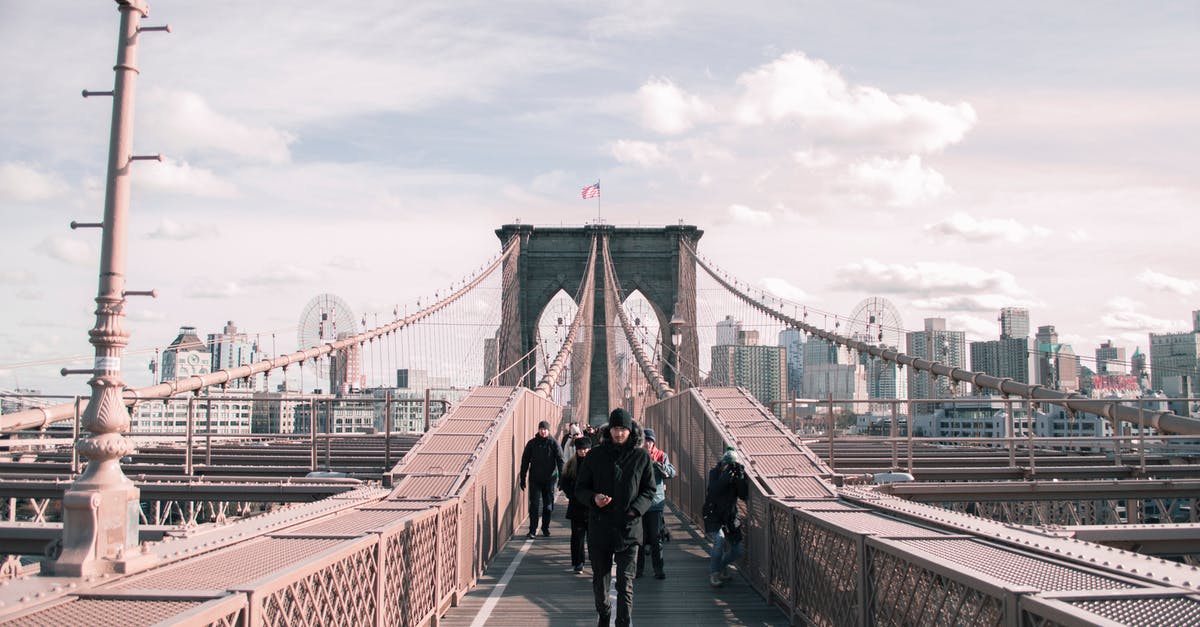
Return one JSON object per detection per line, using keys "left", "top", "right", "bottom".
{"left": 702, "top": 463, "right": 749, "bottom": 533}
{"left": 574, "top": 425, "right": 655, "bottom": 550}
{"left": 558, "top": 456, "right": 588, "bottom": 522}
{"left": 520, "top": 434, "right": 564, "bottom": 485}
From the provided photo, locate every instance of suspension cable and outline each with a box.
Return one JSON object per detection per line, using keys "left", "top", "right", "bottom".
{"left": 602, "top": 234, "right": 673, "bottom": 399}
{"left": 534, "top": 235, "right": 597, "bottom": 396}
{"left": 683, "top": 239, "right": 1200, "bottom": 436}
{"left": 2, "top": 239, "right": 519, "bottom": 432}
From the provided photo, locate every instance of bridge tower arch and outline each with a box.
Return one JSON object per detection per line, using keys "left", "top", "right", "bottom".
{"left": 496, "top": 223, "right": 702, "bottom": 424}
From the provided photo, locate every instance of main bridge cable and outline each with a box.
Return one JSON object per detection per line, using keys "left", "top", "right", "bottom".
{"left": 2, "top": 238, "right": 520, "bottom": 432}
{"left": 533, "top": 234, "right": 597, "bottom": 396}
{"left": 685, "top": 240, "right": 1200, "bottom": 437}
{"left": 602, "top": 234, "right": 673, "bottom": 400}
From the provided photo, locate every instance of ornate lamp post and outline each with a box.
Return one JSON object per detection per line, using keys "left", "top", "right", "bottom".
{"left": 54, "top": 0, "right": 164, "bottom": 576}
{"left": 669, "top": 307, "right": 685, "bottom": 390}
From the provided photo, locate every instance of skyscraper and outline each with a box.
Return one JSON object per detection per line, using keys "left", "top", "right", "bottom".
{"left": 999, "top": 307, "right": 1030, "bottom": 340}
{"left": 715, "top": 315, "right": 741, "bottom": 346}
{"left": 778, "top": 328, "right": 804, "bottom": 399}
{"left": 969, "top": 308, "right": 1031, "bottom": 387}
{"left": 907, "top": 318, "right": 966, "bottom": 412}
{"left": 1095, "top": 340, "right": 1127, "bottom": 375}
{"left": 1148, "top": 310, "right": 1200, "bottom": 395}
{"left": 1035, "top": 325, "right": 1081, "bottom": 392}
{"left": 710, "top": 343, "right": 787, "bottom": 413}
{"left": 207, "top": 320, "right": 259, "bottom": 390}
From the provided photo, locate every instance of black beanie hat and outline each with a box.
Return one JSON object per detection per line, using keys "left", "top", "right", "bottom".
{"left": 537, "top": 420, "right": 550, "bottom": 430}
{"left": 608, "top": 407, "right": 633, "bottom": 430}
{"left": 573, "top": 436, "right": 592, "bottom": 450}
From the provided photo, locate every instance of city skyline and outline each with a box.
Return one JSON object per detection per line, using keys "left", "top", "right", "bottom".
{"left": 2, "top": 2, "right": 1198, "bottom": 396}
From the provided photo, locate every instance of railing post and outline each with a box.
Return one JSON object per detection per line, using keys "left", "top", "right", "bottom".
{"left": 1138, "top": 398, "right": 1146, "bottom": 473}
{"left": 384, "top": 391, "right": 392, "bottom": 470}
{"left": 1005, "top": 397, "right": 1014, "bottom": 468}
{"left": 204, "top": 396, "right": 212, "bottom": 467}
{"left": 310, "top": 398, "right": 318, "bottom": 472}
{"left": 185, "top": 395, "right": 194, "bottom": 476}
{"left": 424, "top": 387, "right": 432, "bottom": 432}
{"left": 827, "top": 394, "right": 834, "bottom": 471}
{"left": 889, "top": 400, "right": 898, "bottom": 469}
{"left": 1027, "top": 399, "right": 1036, "bottom": 476}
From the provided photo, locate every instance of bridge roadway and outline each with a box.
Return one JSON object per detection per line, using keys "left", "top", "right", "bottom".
{"left": 439, "top": 499, "right": 786, "bottom": 626}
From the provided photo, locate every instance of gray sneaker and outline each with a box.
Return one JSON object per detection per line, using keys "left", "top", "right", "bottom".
{"left": 709, "top": 572, "right": 723, "bottom": 588}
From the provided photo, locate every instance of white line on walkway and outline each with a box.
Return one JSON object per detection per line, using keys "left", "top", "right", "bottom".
{"left": 468, "top": 537, "right": 535, "bottom": 627}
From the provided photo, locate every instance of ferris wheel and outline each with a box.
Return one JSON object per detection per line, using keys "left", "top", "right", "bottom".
{"left": 848, "top": 296, "right": 904, "bottom": 349}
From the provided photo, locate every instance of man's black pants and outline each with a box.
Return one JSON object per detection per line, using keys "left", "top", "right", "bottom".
{"left": 527, "top": 479, "right": 554, "bottom": 533}
{"left": 588, "top": 534, "right": 637, "bottom": 627}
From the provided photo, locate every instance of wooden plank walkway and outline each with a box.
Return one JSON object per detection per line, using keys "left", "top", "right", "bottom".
{"left": 440, "top": 499, "right": 788, "bottom": 626}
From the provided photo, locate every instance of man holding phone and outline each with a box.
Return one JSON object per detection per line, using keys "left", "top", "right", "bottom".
{"left": 574, "top": 408, "right": 656, "bottom": 627}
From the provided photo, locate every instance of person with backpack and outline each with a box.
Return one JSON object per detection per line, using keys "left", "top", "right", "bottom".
{"left": 558, "top": 435, "right": 593, "bottom": 573}
{"left": 635, "top": 428, "right": 675, "bottom": 579}
{"left": 702, "top": 446, "right": 749, "bottom": 587}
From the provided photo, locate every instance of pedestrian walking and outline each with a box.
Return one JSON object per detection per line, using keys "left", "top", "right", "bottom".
{"left": 636, "top": 428, "right": 675, "bottom": 580}
{"left": 519, "top": 419, "right": 564, "bottom": 538}
{"left": 558, "top": 435, "right": 592, "bottom": 573}
{"left": 575, "top": 408, "right": 656, "bottom": 627}
{"left": 702, "top": 446, "right": 749, "bottom": 587}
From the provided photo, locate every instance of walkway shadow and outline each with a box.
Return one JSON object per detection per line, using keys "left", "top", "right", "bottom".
{"left": 440, "top": 497, "right": 787, "bottom": 626}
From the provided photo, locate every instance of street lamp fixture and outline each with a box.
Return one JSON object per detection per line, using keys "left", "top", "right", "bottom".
{"left": 669, "top": 309, "right": 685, "bottom": 350}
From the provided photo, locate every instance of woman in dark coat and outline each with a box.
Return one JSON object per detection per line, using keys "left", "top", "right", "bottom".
{"left": 558, "top": 436, "right": 593, "bottom": 573}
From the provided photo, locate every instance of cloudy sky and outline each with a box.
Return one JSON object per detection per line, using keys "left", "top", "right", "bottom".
{"left": 1, "top": 1, "right": 1197, "bottom": 395}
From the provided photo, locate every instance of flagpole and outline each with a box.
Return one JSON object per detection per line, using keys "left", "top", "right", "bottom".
{"left": 597, "top": 178, "right": 601, "bottom": 223}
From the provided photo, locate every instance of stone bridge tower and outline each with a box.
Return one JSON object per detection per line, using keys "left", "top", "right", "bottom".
{"left": 495, "top": 223, "right": 702, "bottom": 424}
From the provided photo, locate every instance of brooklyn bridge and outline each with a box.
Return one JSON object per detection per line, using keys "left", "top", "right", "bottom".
{"left": 1, "top": 2, "right": 1199, "bottom": 626}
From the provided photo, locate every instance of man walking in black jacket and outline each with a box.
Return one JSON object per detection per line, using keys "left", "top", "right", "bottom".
{"left": 575, "top": 408, "right": 656, "bottom": 627}
{"left": 519, "top": 420, "right": 564, "bottom": 538}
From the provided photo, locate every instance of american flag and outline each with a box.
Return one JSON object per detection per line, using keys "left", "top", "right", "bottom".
{"left": 581, "top": 182, "right": 600, "bottom": 199}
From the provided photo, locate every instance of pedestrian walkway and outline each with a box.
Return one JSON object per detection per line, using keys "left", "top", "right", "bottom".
{"left": 440, "top": 499, "right": 787, "bottom": 626}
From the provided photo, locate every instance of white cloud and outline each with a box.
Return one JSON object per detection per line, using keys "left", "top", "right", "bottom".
{"left": 728, "top": 204, "right": 773, "bottom": 226}
{"left": 793, "top": 148, "right": 838, "bottom": 168}
{"left": 0, "top": 270, "right": 34, "bottom": 284}
{"left": 0, "top": 162, "right": 67, "bottom": 202}
{"left": 135, "top": 159, "right": 238, "bottom": 198}
{"left": 834, "top": 258, "right": 1025, "bottom": 298}
{"left": 140, "top": 89, "right": 295, "bottom": 163}
{"left": 946, "top": 313, "right": 997, "bottom": 340}
{"left": 586, "top": 3, "right": 678, "bottom": 39}
{"left": 760, "top": 277, "right": 809, "bottom": 301}
{"left": 1137, "top": 270, "right": 1198, "bottom": 297}
{"left": 128, "top": 309, "right": 167, "bottom": 322}
{"left": 187, "top": 281, "right": 243, "bottom": 299}
{"left": 245, "top": 265, "right": 319, "bottom": 286}
{"left": 1100, "top": 308, "right": 1186, "bottom": 333}
{"left": 146, "top": 218, "right": 220, "bottom": 241}
{"left": 924, "top": 212, "right": 1050, "bottom": 244}
{"left": 611, "top": 140, "right": 669, "bottom": 167}
{"left": 912, "top": 294, "right": 1032, "bottom": 312}
{"left": 635, "top": 78, "right": 712, "bottom": 135}
{"left": 733, "top": 52, "right": 976, "bottom": 153}
{"left": 844, "top": 155, "right": 949, "bottom": 207}
{"left": 35, "top": 236, "right": 94, "bottom": 266}
{"left": 329, "top": 256, "right": 367, "bottom": 271}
